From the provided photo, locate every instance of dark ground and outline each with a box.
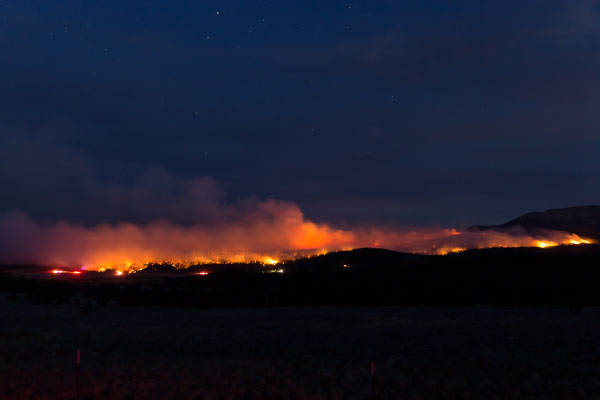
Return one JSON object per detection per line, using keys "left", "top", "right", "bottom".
{"left": 7, "top": 245, "right": 600, "bottom": 308}
{"left": 1, "top": 296, "right": 599, "bottom": 399}
{"left": 3, "top": 245, "right": 600, "bottom": 398}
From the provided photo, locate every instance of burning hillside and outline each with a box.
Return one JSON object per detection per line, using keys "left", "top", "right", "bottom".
{"left": 0, "top": 203, "right": 593, "bottom": 273}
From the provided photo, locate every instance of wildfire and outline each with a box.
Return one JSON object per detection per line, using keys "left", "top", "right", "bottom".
{"left": 262, "top": 257, "right": 279, "bottom": 265}
{"left": 39, "top": 230, "right": 594, "bottom": 274}
{"left": 568, "top": 238, "right": 592, "bottom": 245}
{"left": 70, "top": 230, "right": 594, "bottom": 272}
{"left": 0, "top": 209, "right": 595, "bottom": 274}
{"left": 39, "top": 231, "right": 597, "bottom": 273}
{"left": 426, "top": 232, "right": 592, "bottom": 255}
{"left": 436, "top": 247, "right": 467, "bottom": 256}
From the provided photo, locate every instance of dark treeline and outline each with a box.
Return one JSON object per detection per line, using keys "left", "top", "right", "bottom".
{"left": 2, "top": 245, "right": 600, "bottom": 307}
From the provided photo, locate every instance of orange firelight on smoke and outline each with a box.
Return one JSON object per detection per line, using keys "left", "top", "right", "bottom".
{"left": 0, "top": 207, "right": 593, "bottom": 274}
{"left": 69, "top": 229, "right": 594, "bottom": 273}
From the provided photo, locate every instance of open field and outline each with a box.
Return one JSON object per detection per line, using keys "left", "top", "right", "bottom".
{"left": 2, "top": 296, "right": 599, "bottom": 399}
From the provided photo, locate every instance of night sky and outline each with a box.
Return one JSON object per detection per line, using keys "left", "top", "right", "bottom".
{"left": 1, "top": 1, "right": 599, "bottom": 228}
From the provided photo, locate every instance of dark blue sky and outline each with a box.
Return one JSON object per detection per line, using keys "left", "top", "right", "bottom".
{"left": 1, "top": 1, "right": 599, "bottom": 227}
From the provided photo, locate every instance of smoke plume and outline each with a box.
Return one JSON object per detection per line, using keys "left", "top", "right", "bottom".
{"left": 0, "top": 204, "right": 591, "bottom": 271}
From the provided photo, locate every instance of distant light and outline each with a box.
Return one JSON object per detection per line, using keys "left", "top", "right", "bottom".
{"left": 343, "top": 264, "right": 350, "bottom": 268}
{"left": 50, "top": 269, "right": 83, "bottom": 275}
{"left": 115, "top": 270, "right": 123, "bottom": 276}
{"left": 262, "top": 268, "right": 285, "bottom": 274}
{"left": 195, "top": 271, "right": 209, "bottom": 276}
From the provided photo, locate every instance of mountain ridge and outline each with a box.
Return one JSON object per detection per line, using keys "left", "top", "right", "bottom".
{"left": 469, "top": 205, "right": 600, "bottom": 240}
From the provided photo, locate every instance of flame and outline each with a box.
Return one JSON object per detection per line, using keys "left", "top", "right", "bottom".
{"left": 262, "top": 257, "right": 279, "bottom": 265}
{"left": 436, "top": 247, "right": 467, "bottom": 256}
{"left": 43, "top": 228, "right": 595, "bottom": 272}
{"left": 568, "top": 238, "right": 591, "bottom": 245}
{"left": 0, "top": 209, "right": 595, "bottom": 273}
{"left": 424, "top": 232, "right": 592, "bottom": 255}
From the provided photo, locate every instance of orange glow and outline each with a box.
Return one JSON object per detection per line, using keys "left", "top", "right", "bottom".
{"left": 194, "top": 271, "right": 209, "bottom": 276}
{"left": 436, "top": 247, "right": 467, "bottom": 256}
{"left": 1, "top": 205, "right": 592, "bottom": 274}
{"left": 568, "top": 238, "right": 591, "bottom": 245}
{"left": 262, "top": 257, "right": 279, "bottom": 265}
{"left": 38, "top": 226, "right": 595, "bottom": 273}
{"left": 424, "top": 232, "right": 592, "bottom": 255}
{"left": 41, "top": 227, "right": 596, "bottom": 273}
{"left": 40, "top": 228, "right": 594, "bottom": 273}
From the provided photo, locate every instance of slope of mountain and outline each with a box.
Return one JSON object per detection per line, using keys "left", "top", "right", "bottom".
{"left": 471, "top": 205, "right": 600, "bottom": 240}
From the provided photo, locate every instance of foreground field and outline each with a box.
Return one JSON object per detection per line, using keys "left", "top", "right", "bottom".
{"left": 1, "top": 297, "right": 599, "bottom": 399}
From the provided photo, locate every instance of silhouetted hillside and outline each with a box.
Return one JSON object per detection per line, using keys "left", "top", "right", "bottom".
{"left": 470, "top": 205, "right": 600, "bottom": 240}
{"left": 4, "top": 244, "right": 600, "bottom": 306}
{"left": 283, "top": 248, "right": 429, "bottom": 271}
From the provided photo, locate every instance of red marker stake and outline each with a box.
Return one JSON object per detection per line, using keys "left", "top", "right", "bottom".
{"left": 371, "top": 360, "right": 376, "bottom": 400}
{"left": 76, "top": 349, "right": 80, "bottom": 400}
